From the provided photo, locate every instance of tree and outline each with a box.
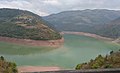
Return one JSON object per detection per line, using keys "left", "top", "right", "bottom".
{"left": 110, "top": 51, "right": 113, "bottom": 54}
{"left": 0, "top": 56, "right": 4, "bottom": 61}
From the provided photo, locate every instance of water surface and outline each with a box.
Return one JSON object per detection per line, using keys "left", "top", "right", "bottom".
{"left": 0, "top": 34, "right": 120, "bottom": 69}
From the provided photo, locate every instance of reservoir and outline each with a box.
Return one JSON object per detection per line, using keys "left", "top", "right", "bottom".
{"left": 0, "top": 34, "right": 120, "bottom": 69}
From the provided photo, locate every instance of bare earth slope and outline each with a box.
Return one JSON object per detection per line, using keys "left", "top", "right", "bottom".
{"left": 62, "top": 31, "right": 113, "bottom": 41}
{"left": 18, "top": 66, "right": 60, "bottom": 73}
{"left": 0, "top": 36, "right": 64, "bottom": 48}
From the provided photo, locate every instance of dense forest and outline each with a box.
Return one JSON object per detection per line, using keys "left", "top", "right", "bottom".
{"left": 0, "top": 56, "right": 18, "bottom": 73}
{"left": 76, "top": 51, "right": 120, "bottom": 70}
{"left": 0, "top": 8, "right": 62, "bottom": 40}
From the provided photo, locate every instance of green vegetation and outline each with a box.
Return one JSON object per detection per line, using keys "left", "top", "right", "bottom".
{"left": 0, "top": 8, "right": 62, "bottom": 40}
{"left": 76, "top": 51, "right": 120, "bottom": 70}
{"left": 44, "top": 9, "right": 120, "bottom": 39}
{"left": 96, "top": 17, "right": 120, "bottom": 39}
{"left": 0, "top": 56, "right": 18, "bottom": 73}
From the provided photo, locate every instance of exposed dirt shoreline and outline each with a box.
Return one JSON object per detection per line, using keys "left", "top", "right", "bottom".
{"left": 0, "top": 31, "right": 113, "bottom": 48}
{"left": 62, "top": 31, "right": 114, "bottom": 41}
{"left": 0, "top": 31, "right": 117, "bottom": 73}
{"left": 0, "top": 36, "right": 64, "bottom": 48}
{"left": 18, "top": 66, "right": 61, "bottom": 73}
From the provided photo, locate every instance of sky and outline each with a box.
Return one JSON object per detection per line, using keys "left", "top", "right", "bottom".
{"left": 0, "top": 0, "right": 120, "bottom": 16}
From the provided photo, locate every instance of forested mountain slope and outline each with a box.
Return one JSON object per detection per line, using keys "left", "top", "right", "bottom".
{"left": 96, "top": 17, "right": 120, "bottom": 38}
{"left": 44, "top": 9, "right": 120, "bottom": 38}
{"left": 0, "top": 8, "right": 62, "bottom": 40}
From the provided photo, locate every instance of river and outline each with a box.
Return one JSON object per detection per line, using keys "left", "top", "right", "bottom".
{"left": 0, "top": 34, "right": 120, "bottom": 69}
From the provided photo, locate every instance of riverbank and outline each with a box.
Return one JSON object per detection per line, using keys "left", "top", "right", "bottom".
{"left": 62, "top": 31, "right": 113, "bottom": 41}
{"left": 21, "top": 68, "right": 120, "bottom": 73}
{"left": 0, "top": 36, "right": 64, "bottom": 48}
{"left": 18, "top": 66, "right": 61, "bottom": 73}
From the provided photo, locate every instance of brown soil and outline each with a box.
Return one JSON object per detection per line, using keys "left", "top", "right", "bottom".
{"left": 18, "top": 66, "right": 61, "bottom": 73}
{"left": 62, "top": 31, "right": 113, "bottom": 41}
{"left": 0, "top": 36, "right": 64, "bottom": 48}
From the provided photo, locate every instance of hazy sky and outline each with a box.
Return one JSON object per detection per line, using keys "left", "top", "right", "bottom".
{"left": 0, "top": 0, "right": 120, "bottom": 16}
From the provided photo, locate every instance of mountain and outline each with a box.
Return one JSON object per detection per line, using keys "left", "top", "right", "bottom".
{"left": 44, "top": 9, "right": 120, "bottom": 35}
{"left": 96, "top": 17, "right": 120, "bottom": 38}
{"left": 0, "top": 8, "right": 62, "bottom": 40}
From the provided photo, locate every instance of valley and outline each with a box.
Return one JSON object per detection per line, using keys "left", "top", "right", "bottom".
{"left": 0, "top": 8, "right": 120, "bottom": 72}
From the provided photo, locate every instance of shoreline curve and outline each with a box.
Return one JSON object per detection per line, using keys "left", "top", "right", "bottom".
{"left": 0, "top": 36, "right": 64, "bottom": 48}
{"left": 62, "top": 31, "right": 113, "bottom": 41}
{"left": 18, "top": 66, "right": 61, "bottom": 73}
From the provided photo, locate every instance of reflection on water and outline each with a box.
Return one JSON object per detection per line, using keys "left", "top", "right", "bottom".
{"left": 0, "top": 42, "right": 55, "bottom": 55}
{"left": 0, "top": 34, "right": 120, "bottom": 69}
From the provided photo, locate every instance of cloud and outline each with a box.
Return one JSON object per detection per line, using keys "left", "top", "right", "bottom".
{"left": 38, "top": 11, "right": 49, "bottom": 16}
{"left": 0, "top": 0, "right": 49, "bottom": 16}
{"left": 0, "top": 0, "right": 31, "bottom": 9}
{"left": 0, "top": 0, "right": 120, "bottom": 16}
{"left": 42, "top": 0, "right": 61, "bottom": 6}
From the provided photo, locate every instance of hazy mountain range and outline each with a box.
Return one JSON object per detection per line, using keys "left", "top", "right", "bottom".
{"left": 44, "top": 9, "right": 120, "bottom": 38}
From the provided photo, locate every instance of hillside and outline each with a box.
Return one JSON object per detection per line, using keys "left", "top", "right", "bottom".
{"left": 76, "top": 51, "right": 120, "bottom": 70}
{"left": 44, "top": 9, "right": 120, "bottom": 38}
{"left": 96, "top": 17, "right": 120, "bottom": 39}
{"left": 0, "top": 56, "right": 18, "bottom": 73}
{"left": 0, "top": 8, "right": 62, "bottom": 40}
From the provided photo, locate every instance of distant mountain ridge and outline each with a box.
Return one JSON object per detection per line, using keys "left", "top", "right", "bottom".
{"left": 0, "top": 8, "right": 62, "bottom": 40}
{"left": 44, "top": 9, "right": 120, "bottom": 38}
{"left": 97, "top": 17, "right": 120, "bottom": 38}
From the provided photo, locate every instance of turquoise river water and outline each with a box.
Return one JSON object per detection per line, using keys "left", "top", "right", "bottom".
{"left": 0, "top": 34, "right": 120, "bottom": 69}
